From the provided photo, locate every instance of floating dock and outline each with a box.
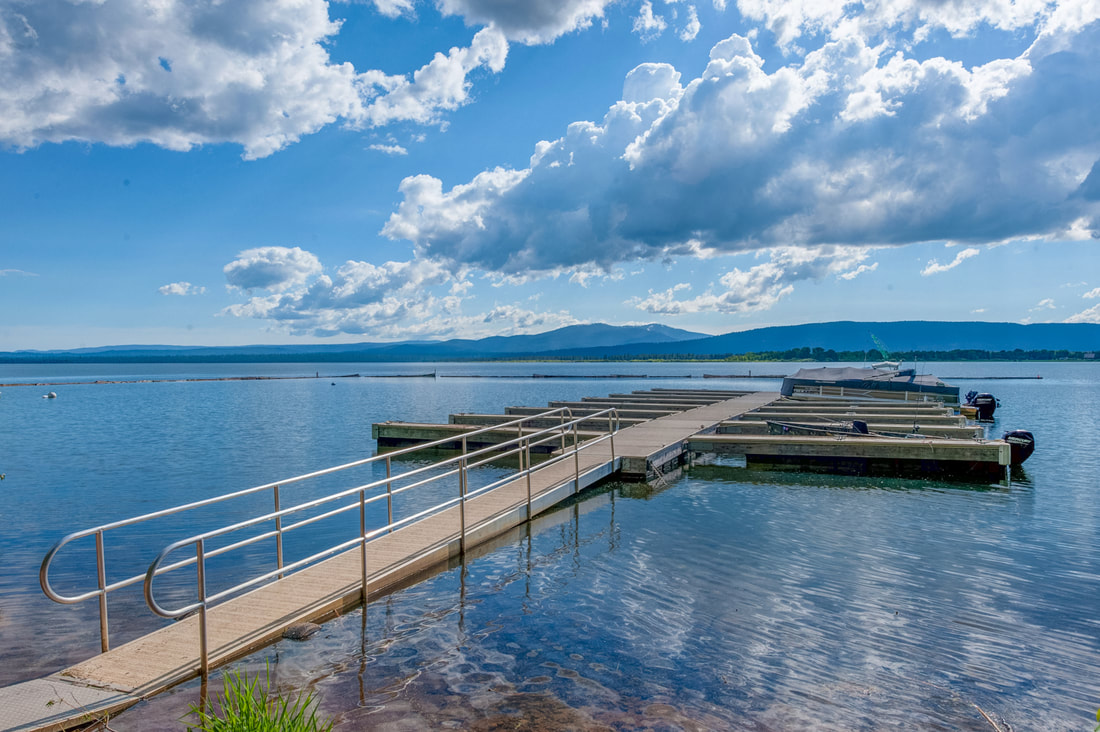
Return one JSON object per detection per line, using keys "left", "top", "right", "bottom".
{"left": 3, "top": 388, "right": 1013, "bottom": 732}
{"left": 378, "top": 390, "right": 1008, "bottom": 479}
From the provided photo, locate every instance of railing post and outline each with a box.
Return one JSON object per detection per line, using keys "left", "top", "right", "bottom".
{"left": 524, "top": 437, "right": 532, "bottom": 521}
{"left": 360, "top": 488, "right": 368, "bottom": 604}
{"left": 573, "top": 423, "right": 580, "bottom": 493}
{"left": 196, "top": 539, "right": 208, "bottom": 677}
{"left": 460, "top": 436, "right": 468, "bottom": 556}
{"left": 459, "top": 455, "right": 468, "bottom": 556}
{"left": 559, "top": 412, "right": 566, "bottom": 453}
{"left": 609, "top": 411, "right": 616, "bottom": 464}
{"left": 273, "top": 484, "right": 283, "bottom": 579}
{"left": 385, "top": 456, "right": 393, "bottom": 534}
{"left": 95, "top": 530, "right": 109, "bottom": 653}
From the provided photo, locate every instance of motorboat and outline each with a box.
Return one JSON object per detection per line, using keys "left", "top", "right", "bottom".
{"left": 781, "top": 365, "right": 960, "bottom": 405}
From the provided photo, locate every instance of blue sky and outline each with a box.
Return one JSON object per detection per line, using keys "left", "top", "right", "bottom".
{"left": 1, "top": 0, "right": 1098, "bottom": 350}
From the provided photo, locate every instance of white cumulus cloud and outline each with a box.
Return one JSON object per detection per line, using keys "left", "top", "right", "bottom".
{"left": 735, "top": 0, "right": 1058, "bottom": 52}
{"left": 1029, "top": 297, "right": 1056, "bottom": 311}
{"left": 1065, "top": 304, "right": 1100, "bottom": 323}
{"left": 369, "top": 143, "right": 408, "bottom": 155}
{"left": 1083, "top": 287, "right": 1100, "bottom": 298}
{"left": 921, "top": 247, "right": 980, "bottom": 276}
{"left": 629, "top": 246, "right": 873, "bottom": 314}
{"left": 838, "top": 262, "right": 878, "bottom": 280}
{"left": 680, "top": 5, "right": 702, "bottom": 41}
{"left": 633, "top": 1, "right": 668, "bottom": 40}
{"left": 437, "top": 0, "right": 616, "bottom": 44}
{"left": 359, "top": 27, "right": 508, "bottom": 127}
{"left": 383, "top": 16, "right": 1100, "bottom": 289}
{"left": 224, "top": 246, "right": 323, "bottom": 292}
{"left": 220, "top": 246, "right": 588, "bottom": 338}
{"left": 0, "top": 1, "right": 512, "bottom": 158}
{"left": 0, "top": 0, "right": 365, "bottom": 159}
{"left": 158, "top": 281, "right": 205, "bottom": 296}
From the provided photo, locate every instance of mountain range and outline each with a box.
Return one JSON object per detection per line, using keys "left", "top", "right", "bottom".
{"left": 3, "top": 321, "right": 1099, "bottom": 363}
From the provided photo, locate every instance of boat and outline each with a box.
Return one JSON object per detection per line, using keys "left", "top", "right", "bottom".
{"left": 960, "top": 390, "right": 998, "bottom": 421}
{"left": 780, "top": 365, "right": 960, "bottom": 405}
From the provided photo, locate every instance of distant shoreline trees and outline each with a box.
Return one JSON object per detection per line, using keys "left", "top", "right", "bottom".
{"left": 0, "top": 347, "right": 1095, "bottom": 364}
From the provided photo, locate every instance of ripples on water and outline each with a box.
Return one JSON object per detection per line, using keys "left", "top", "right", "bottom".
{"left": 120, "top": 481, "right": 1099, "bottom": 728}
{"left": 4, "top": 362, "right": 1100, "bottom": 730}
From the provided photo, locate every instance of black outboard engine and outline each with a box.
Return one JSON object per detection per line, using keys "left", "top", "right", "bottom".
{"left": 851, "top": 420, "right": 869, "bottom": 434}
{"left": 972, "top": 393, "right": 997, "bottom": 421}
{"left": 1003, "top": 430, "right": 1036, "bottom": 465}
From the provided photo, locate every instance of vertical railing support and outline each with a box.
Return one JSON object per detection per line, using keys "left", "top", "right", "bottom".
{"left": 573, "top": 423, "right": 580, "bottom": 492}
{"left": 459, "top": 436, "right": 468, "bottom": 556}
{"left": 196, "top": 539, "right": 209, "bottom": 677}
{"left": 273, "top": 484, "right": 284, "bottom": 579}
{"left": 359, "top": 488, "right": 368, "bottom": 604}
{"left": 95, "top": 530, "right": 109, "bottom": 653}
{"left": 524, "top": 437, "right": 533, "bottom": 520}
{"left": 385, "top": 456, "right": 393, "bottom": 534}
{"left": 609, "top": 412, "right": 616, "bottom": 465}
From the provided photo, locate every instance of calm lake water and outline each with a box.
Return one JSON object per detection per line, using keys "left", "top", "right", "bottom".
{"left": 2, "top": 361, "right": 1098, "bottom": 730}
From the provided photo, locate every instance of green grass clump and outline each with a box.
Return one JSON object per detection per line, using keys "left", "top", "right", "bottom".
{"left": 184, "top": 666, "right": 333, "bottom": 732}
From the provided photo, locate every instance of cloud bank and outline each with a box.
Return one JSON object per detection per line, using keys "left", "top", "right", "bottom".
{"left": 221, "top": 245, "right": 581, "bottom": 338}
{"left": 382, "top": 15, "right": 1100, "bottom": 285}
{"left": 0, "top": 0, "right": 510, "bottom": 158}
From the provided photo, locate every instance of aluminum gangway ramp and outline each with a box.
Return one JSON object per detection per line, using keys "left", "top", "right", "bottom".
{"left": 1, "top": 392, "right": 775, "bottom": 732}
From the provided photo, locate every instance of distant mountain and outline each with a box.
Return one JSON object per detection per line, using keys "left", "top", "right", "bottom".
{"left": 0, "top": 323, "right": 707, "bottom": 363}
{"left": 3, "top": 321, "right": 1098, "bottom": 363}
{"left": 546, "top": 321, "right": 1100, "bottom": 358}
{"left": 362, "top": 323, "right": 705, "bottom": 358}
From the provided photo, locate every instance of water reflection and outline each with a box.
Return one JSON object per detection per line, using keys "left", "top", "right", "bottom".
{"left": 109, "top": 472, "right": 1094, "bottom": 731}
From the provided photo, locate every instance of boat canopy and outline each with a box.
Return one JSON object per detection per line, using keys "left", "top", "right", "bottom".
{"left": 780, "top": 366, "right": 959, "bottom": 403}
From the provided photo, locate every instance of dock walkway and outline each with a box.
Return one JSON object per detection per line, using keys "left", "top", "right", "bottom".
{"left": 0, "top": 393, "right": 774, "bottom": 732}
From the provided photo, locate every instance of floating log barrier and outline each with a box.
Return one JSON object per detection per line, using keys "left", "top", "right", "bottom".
{"left": 0, "top": 373, "right": 363, "bottom": 388}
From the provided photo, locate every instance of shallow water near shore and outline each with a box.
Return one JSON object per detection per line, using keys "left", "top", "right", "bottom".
{"left": 2, "top": 361, "right": 1098, "bottom": 729}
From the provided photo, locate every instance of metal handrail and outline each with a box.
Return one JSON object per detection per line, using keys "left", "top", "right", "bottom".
{"left": 143, "top": 406, "right": 618, "bottom": 675}
{"left": 40, "top": 406, "right": 617, "bottom": 660}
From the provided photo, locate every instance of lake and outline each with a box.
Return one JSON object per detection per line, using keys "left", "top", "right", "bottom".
{"left": 1, "top": 361, "right": 1098, "bottom": 730}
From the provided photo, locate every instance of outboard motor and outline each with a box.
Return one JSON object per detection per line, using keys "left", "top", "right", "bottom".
{"left": 1003, "top": 430, "right": 1036, "bottom": 465}
{"left": 972, "top": 393, "right": 998, "bottom": 421}
{"left": 851, "top": 420, "right": 869, "bottom": 434}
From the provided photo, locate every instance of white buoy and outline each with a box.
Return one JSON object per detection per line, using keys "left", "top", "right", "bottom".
{"left": 43, "top": 391, "right": 57, "bottom": 399}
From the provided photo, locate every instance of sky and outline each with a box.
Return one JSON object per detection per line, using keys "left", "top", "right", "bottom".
{"left": 1, "top": 0, "right": 1099, "bottom": 350}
